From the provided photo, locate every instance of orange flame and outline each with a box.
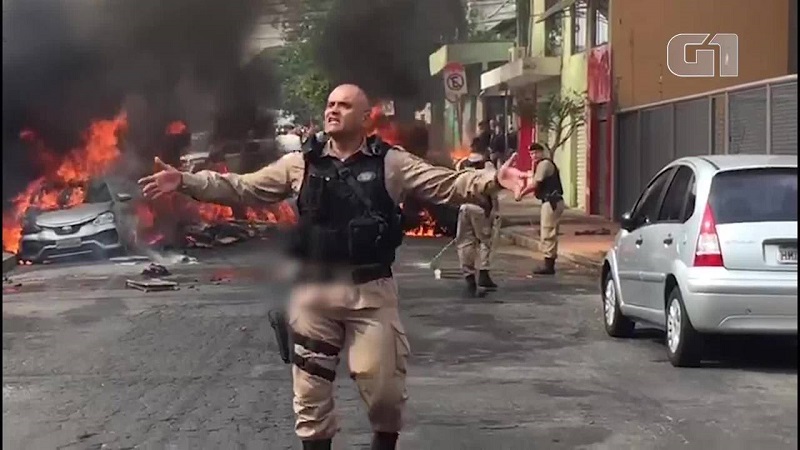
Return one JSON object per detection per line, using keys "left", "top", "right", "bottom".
{"left": 166, "top": 121, "right": 188, "bottom": 135}
{"left": 404, "top": 208, "right": 443, "bottom": 237}
{"left": 367, "top": 105, "right": 402, "bottom": 146}
{"left": 2, "top": 113, "right": 300, "bottom": 256}
{"left": 2, "top": 113, "right": 128, "bottom": 254}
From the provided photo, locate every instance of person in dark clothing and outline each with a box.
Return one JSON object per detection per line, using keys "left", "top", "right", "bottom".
{"left": 476, "top": 120, "right": 492, "bottom": 151}
{"left": 489, "top": 123, "right": 506, "bottom": 167}
{"left": 528, "top": 142, "right": 565, "bottom": 275}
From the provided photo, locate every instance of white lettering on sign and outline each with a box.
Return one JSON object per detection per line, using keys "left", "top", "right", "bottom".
{"left": 666, "top": 33, "right": 739, "bottom": 78}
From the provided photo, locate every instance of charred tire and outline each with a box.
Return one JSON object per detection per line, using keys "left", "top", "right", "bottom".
{"left": 602, "top": 273, "right": 635, "bottom": 338}
{"left": 665, "top": 287, "right": 703, "bottom": 367}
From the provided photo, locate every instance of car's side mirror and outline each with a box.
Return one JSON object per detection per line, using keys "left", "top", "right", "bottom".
{"left": 620, "top": 212, "right": 638, "bottom": 232}
{"left": 116, "top": 193, "right": 132, "bottom": 202}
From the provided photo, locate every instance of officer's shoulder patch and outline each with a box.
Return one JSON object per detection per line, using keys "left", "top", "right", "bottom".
{"left": 356, "top": 171, "right": 376, "bottom": 182}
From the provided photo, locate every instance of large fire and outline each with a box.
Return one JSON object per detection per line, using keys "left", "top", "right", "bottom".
{"left": 2, "top": 114, "right": 128, "bottom": 254}
{"left": 367, "top": 105, "right": 471, "bottom": 238}
{"left": 2, "top": 114, "right": 296, "bottom": 257}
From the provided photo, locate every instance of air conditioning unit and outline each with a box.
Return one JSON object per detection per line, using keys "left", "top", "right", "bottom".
{"left": 509, "top": 46, "right": 528, "bottom": 62}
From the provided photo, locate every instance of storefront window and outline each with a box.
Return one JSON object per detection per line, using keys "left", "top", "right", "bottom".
{"left": 593, "top": 0, "right": 609, "bottom": 46}
{"left": 571, "top": 0, "right": 588, "bottom": 54}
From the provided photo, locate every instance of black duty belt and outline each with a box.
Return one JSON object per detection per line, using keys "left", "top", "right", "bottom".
{"left": 295, "top": 264, "right": 392, "bottom": 285}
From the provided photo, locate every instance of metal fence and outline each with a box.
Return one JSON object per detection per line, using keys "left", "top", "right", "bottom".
{"left": 614, "top": 75, "right": 798, "bottom": 218}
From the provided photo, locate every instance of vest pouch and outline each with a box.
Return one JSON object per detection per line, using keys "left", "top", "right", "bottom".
{"left": 287, "top": 222, "right": 345, "bottom": 262}
{"left": 347, "top": 215, "right": 388, "bottom": 265}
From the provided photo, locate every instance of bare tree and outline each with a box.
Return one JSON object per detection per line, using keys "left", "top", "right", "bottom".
{"left": 535, "top": 90, "right": 587, "bottom": 153}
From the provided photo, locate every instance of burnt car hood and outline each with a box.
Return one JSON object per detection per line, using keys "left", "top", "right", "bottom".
{"left": 34, "top": 202, "right": 113, "bottom": 227}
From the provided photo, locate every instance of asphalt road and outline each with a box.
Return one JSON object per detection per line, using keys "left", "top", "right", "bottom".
{"left": 2, "top": 238, "right": 797, "bottom": 450}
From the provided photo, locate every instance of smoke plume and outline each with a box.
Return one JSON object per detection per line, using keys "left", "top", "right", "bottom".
{"left": 316, "top": 0, "right": 467, "bottom": 115}
{"left": 2, "top": 0, "right": 277, "bottom": 199}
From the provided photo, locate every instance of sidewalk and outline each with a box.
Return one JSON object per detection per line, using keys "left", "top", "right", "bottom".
{"left": 496, "top": 192, "right": 618, "bottom": 268}
{"left": 3, "top": 252, "right": 17, "bottom": 274}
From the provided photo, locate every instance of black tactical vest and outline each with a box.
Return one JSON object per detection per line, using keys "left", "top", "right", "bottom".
{"left": 535, "top": 158, "right": 564, "bottom": 201}
{"left": 288, "top": 134, "right": 404, "bottom": 267}
{"left": 462, "top": 159, "right": 486, "bottom": 170}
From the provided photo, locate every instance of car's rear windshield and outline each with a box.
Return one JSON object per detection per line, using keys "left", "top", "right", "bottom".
{"left": 709, "top": 167, "right": 797, "bottom": 224}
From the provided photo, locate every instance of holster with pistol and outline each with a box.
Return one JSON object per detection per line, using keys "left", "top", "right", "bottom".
{"left": 543, "top": 192, "right": 564, "bottom": 210}
{"left": 268, "top": 309, "right": 292, "bottom": 364}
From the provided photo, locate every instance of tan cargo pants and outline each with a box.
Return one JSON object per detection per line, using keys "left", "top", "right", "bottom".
{"left": 288, "top": 277, "right": 410, "bottom": 440}
{"left": 456, "top": 204, "right": 494, "bottom": 276}
{"left": 540, "top": 200, "right": 566, "bottom": 259}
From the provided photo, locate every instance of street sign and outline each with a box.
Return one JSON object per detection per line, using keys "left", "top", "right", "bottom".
{"left": 443, "top": 62, "right": 467, "bottom": 103}
{"left": 380, "top": 100, "right": 395, "bottom": 116}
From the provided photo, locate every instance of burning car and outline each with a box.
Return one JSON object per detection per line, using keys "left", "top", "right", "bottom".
{"left": 18, "top": 177, "right": 139, "bottom": 263}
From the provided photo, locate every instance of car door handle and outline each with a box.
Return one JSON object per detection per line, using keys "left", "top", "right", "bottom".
{"left": 635, "top": 237, "right": 643, "bottom": 246}
{"left": 663, "top": 236, "right": 674, "bottom": 245}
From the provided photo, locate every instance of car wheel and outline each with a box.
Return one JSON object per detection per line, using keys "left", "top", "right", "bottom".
{"left": 602, "top": 274, "right": 635, "bottom": 338}
{"left": 665, "top": 287, "right": 702, "bottom": 367}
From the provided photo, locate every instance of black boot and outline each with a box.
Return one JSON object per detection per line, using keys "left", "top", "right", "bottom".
{"left": 477, "top": 270, "right": 498, "bottom": 290}
{"left": 463, "top": 274, "right": 477, "bottom": 297}
{"left": 533, "top": 257, "right": 556, "bottom": 275}
{"left": 302, "top": 439, "right": 332, "bottom": 450}
{"left": 371, "top": 432, "right": 399, "bottom": 450}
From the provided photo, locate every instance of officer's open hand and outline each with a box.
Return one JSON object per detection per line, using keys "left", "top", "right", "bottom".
{"left": 138, "top": 157, "right": 183, "bottom": 200}
{"left": 496, "top": 153, "right": 535, "bottom": 201}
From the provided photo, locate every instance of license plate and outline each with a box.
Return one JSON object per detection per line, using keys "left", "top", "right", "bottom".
{"left": 777, "top": 246, "right": 797, "bottom": 264}
{"left": 55, "top": 237, "right": 82, "bottom": 249}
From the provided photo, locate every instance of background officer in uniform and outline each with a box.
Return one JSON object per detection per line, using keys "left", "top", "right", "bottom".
{"left": 528, "top": 142, "right": 565, "bottom": 275}
{"left": 454, "top": 138, "right": 498, "bottom": 296}
{"left": 139, "top": 84, "right": 533, "bottom": 450}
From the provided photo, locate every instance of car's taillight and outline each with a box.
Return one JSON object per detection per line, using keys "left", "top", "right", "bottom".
{"left": 694, "top": 203, "right": 724, "bottom": 267}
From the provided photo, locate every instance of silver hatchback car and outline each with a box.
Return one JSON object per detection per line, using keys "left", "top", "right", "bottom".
{"left": 601, "top": 155, "right": 797, "bottom": 367}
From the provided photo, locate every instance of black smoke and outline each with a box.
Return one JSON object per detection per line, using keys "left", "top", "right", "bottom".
{"left": 316, "top": 0, "right": 467, "bottom": 118}
{"left": 2, "top": 0, "right": 277, "bottom": 199}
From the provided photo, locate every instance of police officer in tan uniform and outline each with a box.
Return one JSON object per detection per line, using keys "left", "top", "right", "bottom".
{"left": 529, "top": 142, "right": 565, "bottom": 275}
{"left": 455, "top": 139, "right": 499, "bottom": 296}
{"left": 139, "top": 84, "right": 533, "bottom": 450}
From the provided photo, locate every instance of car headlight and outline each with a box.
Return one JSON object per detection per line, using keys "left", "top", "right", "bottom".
{"left": 22, "top": 222, "right": 41, "bottom": 234}
{"left": 93, "top": 211, "right": 115, "bottom": 226}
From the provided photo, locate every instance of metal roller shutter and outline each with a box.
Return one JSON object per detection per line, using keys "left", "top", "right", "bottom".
{"left": 770, "top": 82, "right": 798, "bottom": 155}
{"left": 728, "top": 87, "right": 768, "bottom": 154}
{"left": 575, "top": 123, "right": 587, "bottom": 211}
{"left": 674, "top": 98, "right": 711, "bottom": 157}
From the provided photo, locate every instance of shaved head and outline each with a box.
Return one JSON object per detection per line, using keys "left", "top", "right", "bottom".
{"left": 331, "top": 84, "right": 370, "bottom": 110}
{"left": 324, "top": 84, "right": 371, "bottom": 138}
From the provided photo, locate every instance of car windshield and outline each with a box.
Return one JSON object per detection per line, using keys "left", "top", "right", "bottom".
{"left": 84, "top": 179, "right": 113, "bottom": 203}
{"left": 709, "top": 167, "right": 797, "bottom": 224}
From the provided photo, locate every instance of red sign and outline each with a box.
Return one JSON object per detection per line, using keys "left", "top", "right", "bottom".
{"left": 588, "top": 45, "right": 611, "bottom": 103}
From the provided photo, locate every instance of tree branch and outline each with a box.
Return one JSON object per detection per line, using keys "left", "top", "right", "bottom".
{"left": 534, "top": 90, "right": 586, "bottom": 154}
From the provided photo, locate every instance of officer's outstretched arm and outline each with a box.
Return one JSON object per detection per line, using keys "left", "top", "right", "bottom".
{"left": 179, "top": 152, "right": 303, "bottom": 206}
{"left": 388, "top": 149, "right": 499, "bottom": 206}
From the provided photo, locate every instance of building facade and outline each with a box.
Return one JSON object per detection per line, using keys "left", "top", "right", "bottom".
{"left": 480, "top": 0, "right": 612, "bottom": 211}
{"left": 611, "top": 0, "right": 798, "bottom": 218}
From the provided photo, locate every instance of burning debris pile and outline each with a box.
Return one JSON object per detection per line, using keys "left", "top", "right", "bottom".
{"left": 367, "top": 105, "right": 469, "bottom": 238}
{"left": 1, "top": 114, "right": 296, "bottom": 262}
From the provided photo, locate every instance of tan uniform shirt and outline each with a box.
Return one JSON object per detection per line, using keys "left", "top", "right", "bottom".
{"left": 532, "top": 159, "right": 556, "bottom": 184}
{"left": 179, "top": 144, "right": 500, "bottom": 211}
{"left": 179, "top": 144, "right": 499, "bottom": 309}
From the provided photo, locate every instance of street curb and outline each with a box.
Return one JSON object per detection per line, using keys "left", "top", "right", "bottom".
{"left": 499, "top": 228, "right": 605, "bottom": 270}
{"left": 3, "top": 252, "right": 17, "bottom": 274}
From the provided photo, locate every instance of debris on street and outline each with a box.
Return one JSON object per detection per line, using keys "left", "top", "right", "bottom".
{"left": 575, "top": 228, "right": 612, "bottom": 236}
{"left": 125, "top": 278, "right": 179, "bottom": 292}
{"left": 184, "top": 220, "right": 265, "bottom": 248}
{"left": 141, "top": 263, "right": 170, "bottom": 278}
